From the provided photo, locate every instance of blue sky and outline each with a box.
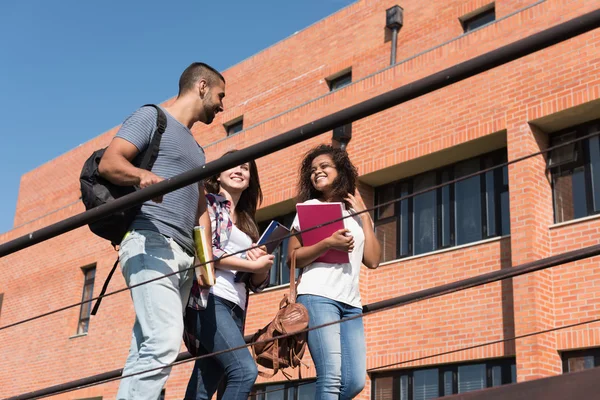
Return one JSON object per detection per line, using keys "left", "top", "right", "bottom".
{"left": 0, "top": 0, "right": 355, "bottom": 234}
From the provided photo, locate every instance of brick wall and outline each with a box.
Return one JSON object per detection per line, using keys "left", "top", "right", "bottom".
{"left": 2, "top": 0, "right": 600, "bottom": 398}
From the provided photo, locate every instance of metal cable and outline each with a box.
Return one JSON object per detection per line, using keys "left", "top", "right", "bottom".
{"left": 1, "top": 128, "right": 597, "bottom": 333}
{"left": 249, "top": 316, "right": 600, "bottom": 397}
{"left": 2, "top": 6, "right": 599, "bottom": 259}
{"left": 16, "top": 274, "right": 600, "bottom": 399}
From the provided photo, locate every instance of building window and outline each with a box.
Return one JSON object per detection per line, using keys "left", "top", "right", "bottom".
{"left": 0, "top": 293, "right": 3, "bottom": 320}
{"left": 374, "top": 150, "right": 509, "bottom": 262}
{"left": 372, "top": 358, "right": 516, "bottom": 400}
{"left": 461, "top": 4, "right": 496, "bottom": 32}
{"left": 77, "top": 265, "right": 96, "bottom": 335}
{"left": 562, "top": 348, "right": 600, "bottom": 373}
{"left": 159, "top": 389, "right": 165, "bottom": 400}
{"left": 548, "top": 119, "right": 600, "bottom": 223}
{"left": 328, "top": 70, "right": 352, "bottom": 91}
{"left": 250, "top": 379, "right": 316, "bottom": 400}
{"left": 258, "top": 212, "right": 297, "bottom": 288}
{"left": 225, "top": 117, "right": 244, "bottom": 136}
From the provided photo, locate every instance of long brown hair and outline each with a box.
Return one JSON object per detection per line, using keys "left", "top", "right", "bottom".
{"left": 205, "top": 150, "right": 263, "bottom": 242}
{"left": 297, "top": 144, "right": 358, "bottom": 205}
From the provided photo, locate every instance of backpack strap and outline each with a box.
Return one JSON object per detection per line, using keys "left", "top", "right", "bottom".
{"left": 91, "top": 105, "right": 166, "bottom": 317}
{"left": 90, "top": 256, "right": 119, "bottom": 316}
{"left": 138, "top": 104, "right": 167, "bottom": 171}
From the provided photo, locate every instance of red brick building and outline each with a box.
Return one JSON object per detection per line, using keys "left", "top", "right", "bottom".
{"left": 2, "top": 0, "right": 600, "bottom": 399}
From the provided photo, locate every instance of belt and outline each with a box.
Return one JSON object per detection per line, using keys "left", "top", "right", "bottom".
{"left": 123, "top": 230, "right": 195, "bottom": 258}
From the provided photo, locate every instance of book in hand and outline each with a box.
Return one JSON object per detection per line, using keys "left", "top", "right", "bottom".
{"left": 193, "top": 226, "right": 215, "bottom": 287}
{"left": 296, "top": 202, "right": 350, "bottom": 264}
{"left": 234, "top": 220, "right": 290, "bottom": 284}
{"left": 257, "top": 220, "right": 291, "bottom": 254}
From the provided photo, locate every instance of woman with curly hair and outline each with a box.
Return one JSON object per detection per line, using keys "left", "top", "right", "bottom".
{"left": 287, "top": 144, "right": 381, "bottom": 399}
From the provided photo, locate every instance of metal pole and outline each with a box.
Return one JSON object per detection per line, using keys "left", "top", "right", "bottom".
{"left": 1, "top": 8, "right": 599, "bottom": 258}
{"left": 391, "top": 27, "right": 398, "bottom": 64}
{"left": 8, "top": 241, "right": 600, "bottom": 400}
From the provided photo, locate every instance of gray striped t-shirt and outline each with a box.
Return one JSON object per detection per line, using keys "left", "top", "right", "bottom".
{"left": 115, "top": 105, "right": 205, "bottom": 254}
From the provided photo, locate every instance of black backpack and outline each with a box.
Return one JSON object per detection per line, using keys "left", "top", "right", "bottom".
{"left": 79, "top": 104, "right": 166, "bottom": 314}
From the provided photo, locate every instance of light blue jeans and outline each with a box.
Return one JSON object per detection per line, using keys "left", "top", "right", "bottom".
{"left": 116, "top": 230, "right": 194, "bottom": 400}
{"left": 297, "top": 294, "right": 366, "bottom": 399}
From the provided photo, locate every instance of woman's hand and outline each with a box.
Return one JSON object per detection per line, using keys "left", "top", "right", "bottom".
{"left": 326, "top": 229, "right": 354, "bottom": 253}
{"left": 247, "top": 244, "right": 274, "bottom": 272}
{"left": 247, "top": 244, "right": 268, "bottom": 261}
{"left": 251, "top": 255, "right": 274, "bottom": 273}
{"left": 345, "top": 189, "right": 367, "bottom": 214}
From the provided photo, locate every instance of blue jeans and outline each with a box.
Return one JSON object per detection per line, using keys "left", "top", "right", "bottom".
{"left": 297, "top": 294, "right": 366, "bottom": 400}
{"left": 116, "top": 230, "right": 194, "bottom": 400}
{"left": 184, "top": 294, "right": 258, "bottom": 400}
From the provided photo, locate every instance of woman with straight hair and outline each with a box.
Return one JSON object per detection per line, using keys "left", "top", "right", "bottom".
{"left": 184, "top": 150, "right": 274, "bottom": 400}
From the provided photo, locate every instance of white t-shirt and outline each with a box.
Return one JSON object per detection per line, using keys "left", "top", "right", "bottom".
{"left": 292, "top": 198, "right": 365, "bottom": 308}
{"left": 211, "top": 223, "right": 253, "bottom": 309}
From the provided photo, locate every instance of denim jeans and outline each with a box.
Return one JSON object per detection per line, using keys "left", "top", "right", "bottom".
{"left": 116, "top": 230, "right": 194, "bottom": 400}
{"left": 184, "top": 294, "right": 258, "bottom": 400}
{"left": 297, "top": 294, "right": 366, "bottom": 399}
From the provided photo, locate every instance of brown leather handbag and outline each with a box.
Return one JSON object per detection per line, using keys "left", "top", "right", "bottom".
{"left": 251, "top": 250, "right": 309, "bottom": 378}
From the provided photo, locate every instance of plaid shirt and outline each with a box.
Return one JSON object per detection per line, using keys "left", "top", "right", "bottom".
{"left": 187, "top": 193, "right": 269, "bottom": 311}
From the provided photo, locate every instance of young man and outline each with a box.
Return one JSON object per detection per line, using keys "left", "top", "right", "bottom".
{"left": 98, "top": 62, "right": 225, "bottom": 400}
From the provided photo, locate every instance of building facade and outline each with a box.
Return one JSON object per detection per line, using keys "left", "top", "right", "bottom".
{"left": 2, "top": 0, "right": 600, "bottom": 399}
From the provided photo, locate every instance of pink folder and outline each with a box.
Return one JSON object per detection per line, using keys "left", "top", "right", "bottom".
{"left": 296, "top": 202, "right": 350, "bottom": 264}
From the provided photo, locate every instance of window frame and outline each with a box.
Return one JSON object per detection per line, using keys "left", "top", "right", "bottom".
{"left": 224, "top": 117, "right": 244, "bottom": 136}
{"left": 549, "top": 119, "right": 600, "bottom": 223}
{"left": 258, "top": 212, "right": 297, "bottom": 288}
{"left": 76, "top": 265, "right": 96, "bottom": 335}
{"left": 327, "top": 70, "right": 352, "bottom": 91}
{"left": 371, "top": 358, "right": 516, "bottom": 400}
{"left": 561, "top": 348, "right": 600, "bottom": 373}
{"left": 374, "top": 150, "right": 509, "bottom": 261}
{"left": 250, "top": 379, "right": 317, "bottom": 400}
{"left": 460, "top": 5, "right": 496, "bottom": 33}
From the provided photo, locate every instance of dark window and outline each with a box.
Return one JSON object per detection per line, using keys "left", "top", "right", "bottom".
{"left": 77, "top": 266, "right": 96, "bottom": 335}
{"left": 328, "top": 71, "right": 352, "bottom": 91}
{"left": 371, "top": 358, "right": 516, "bottom": 400}
{"left": 549, "top": 119, "right": 600, "bottom": 223}
{"left": 250, "top": 379, "right": 316, "bottom": 400}
{"left": 461, "top": 6, "right": 496, "bottom": 32}
{"left": 0, "top": 293, "right": 3, "bottom": 320}
{"left": 374, "top": 150, "right": 510, "bottom": 261}
{"left": 159, "top": 389, "right": 165, "bottom": 400}
{"left": 562, "top": 348, "right": 600, "bottom": 373}
{"left": 225, "top": 117, "right": 244, "bottom": 136}
{"left": 328, "top": 71, "right": 352, "bottom": 142}
{"left": 258, "top": 212, "right": 297, "bottom": 288}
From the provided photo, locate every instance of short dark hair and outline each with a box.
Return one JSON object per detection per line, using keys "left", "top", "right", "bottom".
{"left": 297, "top": 144, "right": 358, "bottom": 205}
{"left": 178, "top": 62, "right": 225, "bottom": 96}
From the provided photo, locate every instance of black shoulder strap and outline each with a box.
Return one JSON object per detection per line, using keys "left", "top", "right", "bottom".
{"left": 138, "top": 104, "right": 167, "bottom": 171}
{"left": 90, "top": 105, "right": 166, "bottom": 317}
{"left": 90, "top": 256, "right": 119, "bottom": 316}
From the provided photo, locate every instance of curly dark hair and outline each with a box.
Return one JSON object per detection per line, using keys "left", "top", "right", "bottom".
{"left": 205, "top": 150, "right": 263, "bottom": 242}
{"left": 297, "top": 144, "right": 358, "bottom": 204}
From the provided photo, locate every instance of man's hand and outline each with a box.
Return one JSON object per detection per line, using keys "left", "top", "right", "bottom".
{"left": 138, "top": 170, "right": 164, "bottom": 203}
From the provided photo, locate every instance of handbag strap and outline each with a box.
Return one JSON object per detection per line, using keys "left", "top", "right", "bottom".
{"left": 289, "top": 249, "right": 302, "bottom": 303}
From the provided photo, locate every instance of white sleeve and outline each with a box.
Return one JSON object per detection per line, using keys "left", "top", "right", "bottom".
{"left": 291, "top": 213, "right": 301, "bottom": 231}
